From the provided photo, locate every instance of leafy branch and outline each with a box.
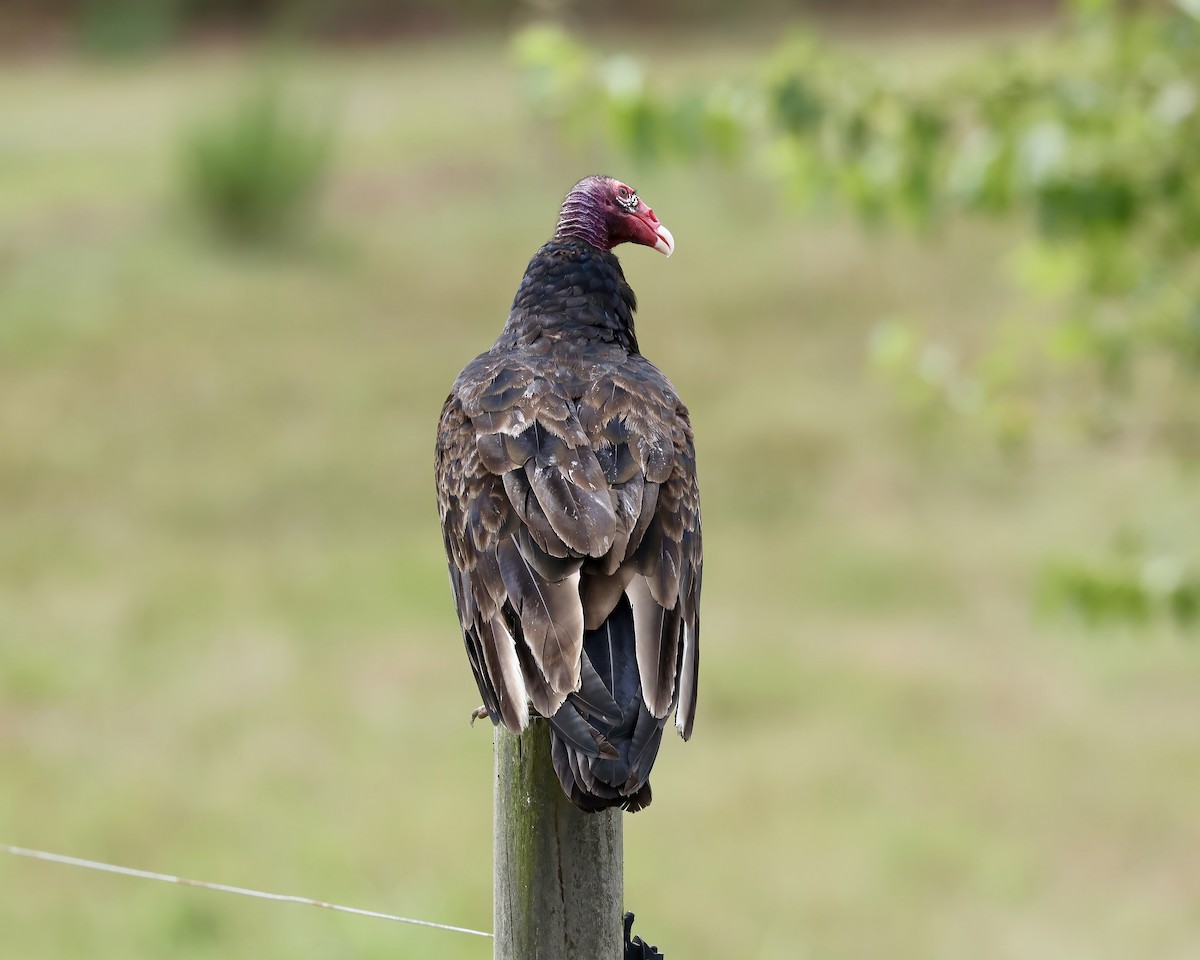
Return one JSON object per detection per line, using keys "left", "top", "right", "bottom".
{"left": 514, "top": 2, "right": 1200, "bottom": 628}
{"left": 514, "top": 3, "right": 1200, "bottom": 455}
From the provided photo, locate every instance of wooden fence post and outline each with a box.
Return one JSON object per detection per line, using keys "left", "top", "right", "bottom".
{"left": 494, "top": 720, "right": 623, "bottom": 960}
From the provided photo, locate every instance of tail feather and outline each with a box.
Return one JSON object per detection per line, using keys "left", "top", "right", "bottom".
{"left": 546, "top": 593, "right": 667, "bottom": 812}
{"left": 568, "top": 655, "right": 623, "bottom": 726}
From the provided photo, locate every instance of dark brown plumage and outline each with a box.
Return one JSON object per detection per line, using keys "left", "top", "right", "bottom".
{"left": 435, "top": 176, "right": 701, "bottom": 811}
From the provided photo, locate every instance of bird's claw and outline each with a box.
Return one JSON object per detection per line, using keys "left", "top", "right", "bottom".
{"left": 469, "top": 705, "right": 490, "bottom": 726}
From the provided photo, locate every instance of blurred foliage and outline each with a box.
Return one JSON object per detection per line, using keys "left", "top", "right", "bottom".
{"left": 515, "top": 1, "right": 1200, "bottom": 628}
{"left": 181, "top": 83, "right": 334, "bottom": 243}
{"left": 74, "top": 0, "right": 184, "bottom": 55}
{"left": 16, "top": 0, "right": 999, "bottom": 49}
{"left": 514, "top": 1, "right": 1200, "bottom": 452}
{"left": 1041, "top": 549, "right": 1200, "bottom": 629}
{"left": 6, "top": 34, "right": 1200, "bottom": 960}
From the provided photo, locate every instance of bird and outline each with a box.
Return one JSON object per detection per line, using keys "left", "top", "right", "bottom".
{"left": 435, "top": 175, "right": 701, "bottom": 812}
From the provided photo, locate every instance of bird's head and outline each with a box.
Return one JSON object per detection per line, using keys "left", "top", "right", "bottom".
{"left": 554, "top": 176, "right": 674, "bottom": 257}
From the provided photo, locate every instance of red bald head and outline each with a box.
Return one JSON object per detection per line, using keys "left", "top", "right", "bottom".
{"left": 554, "top": 176, "right": 674, "bottom": 256}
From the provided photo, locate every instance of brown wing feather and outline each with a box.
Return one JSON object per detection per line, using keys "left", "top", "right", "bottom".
{"left": 669, "top": 424, "right": 702, "bottom": 739}
{"left": 436, "top": 394, "right": 528, "bottom": 731}
{"left": 437, "top": 349, "right": 701, "bottom": 746}
{"left": 576, "top": 357, "right": 702, "bottom": 729}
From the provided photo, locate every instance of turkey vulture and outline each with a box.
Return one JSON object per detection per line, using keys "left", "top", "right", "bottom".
{"left": 435, "top": 176, "right": 701, "bottom": 812}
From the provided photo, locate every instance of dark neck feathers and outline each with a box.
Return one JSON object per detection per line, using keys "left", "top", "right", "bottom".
{"left": 498, "top": 240, "right": 639, "bottom": 353}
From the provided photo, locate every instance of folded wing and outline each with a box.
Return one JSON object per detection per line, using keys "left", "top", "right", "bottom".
{"left": 436, "top": 351, "right": 702, "bottom": 809}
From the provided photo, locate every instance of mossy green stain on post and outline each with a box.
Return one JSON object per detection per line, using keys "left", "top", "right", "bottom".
{"left": 494, "top": 721, "right": 623, "bottom": 960}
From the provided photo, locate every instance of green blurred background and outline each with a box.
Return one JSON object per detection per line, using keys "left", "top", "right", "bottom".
{"left": 3, "top": 2, "right": 1199, "bottom": 959}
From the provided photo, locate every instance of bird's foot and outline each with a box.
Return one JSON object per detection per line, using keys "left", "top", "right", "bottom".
{"left": 469, "top": 705, "right": 490, "bottom": 726}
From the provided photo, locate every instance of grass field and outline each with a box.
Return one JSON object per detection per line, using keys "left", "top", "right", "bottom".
{"left": 2, "top": 30, "right": 1200, "bottom": 960}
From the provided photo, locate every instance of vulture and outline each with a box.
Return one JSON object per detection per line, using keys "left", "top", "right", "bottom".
{"left": 435, "top": 176, "right": 702, "bottom": 812}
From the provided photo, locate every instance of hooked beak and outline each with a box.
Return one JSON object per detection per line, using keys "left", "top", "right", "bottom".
{"left": 632, "top": 200, "right": 674, "bottom": 257}
{"left": 652, "top": 222, "right": 674, "bottom": 257}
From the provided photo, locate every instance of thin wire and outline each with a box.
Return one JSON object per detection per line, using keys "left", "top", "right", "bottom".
{"left": 0, "top": 844, "right": 491, "bottom": 940}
